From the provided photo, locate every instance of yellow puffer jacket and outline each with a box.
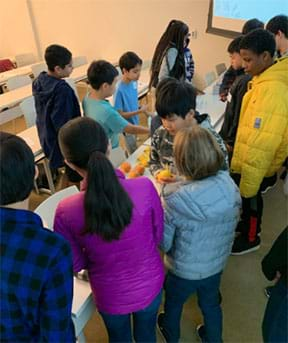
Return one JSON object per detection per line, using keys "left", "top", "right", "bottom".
{"left": 231, "top": 56, "right": 288, "bottom": 198}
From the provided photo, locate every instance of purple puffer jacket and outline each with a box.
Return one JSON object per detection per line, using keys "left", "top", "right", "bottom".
{"left": 54, "top": 170, "right": 164, "bottom": 314}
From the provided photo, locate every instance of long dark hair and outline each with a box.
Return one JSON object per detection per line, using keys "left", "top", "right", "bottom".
{"left": 149, "top": 20, "right": 189, "bottom": 89}
{"left": 58, "top": 117, "right": 133, "bottom": 241}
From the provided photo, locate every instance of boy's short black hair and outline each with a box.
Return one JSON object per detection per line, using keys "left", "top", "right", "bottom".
{"left": 242, "top": 18, "right": 264, "bottom": 35}
{"left": 45, "top": 44, "right": 72, "bottom": 71}
{"left": 228, "top": 35, "right": 244, "bottom": 54}
{"left": 156, "top": 77, "right": 197, "bottom": 119}
{"left": 0, "top": 132, "right": 35, "bottom": 206}
{"left": 119, "top": 51, "right": 142, "bottom": 72}
{"left": 240, "top": 29, "right": 276, "bottom": 58}
{"left": 266, "top": 15, "right": 288, "bottom": 38}
{"left": 87, "top": 60, "right": 119, "bottom": 90}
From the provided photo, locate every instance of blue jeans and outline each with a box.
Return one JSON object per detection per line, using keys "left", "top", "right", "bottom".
{"left": 162, "top": 272, "right": 223, "bottom": 342}
{"left": 99, "top": 291, "right": 162, "bottom": 342}
{"left": 262, "top": 280, "right": 288, "bottom": 342}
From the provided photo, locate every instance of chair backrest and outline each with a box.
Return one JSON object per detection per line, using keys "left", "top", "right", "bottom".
{"left": 6, "top": 75, "right": 32, "bottom": 91}
{"left": 73, "top": 56, "right": 88, "bottom": 68}
{"left": 15, "top": 53, "right": 36, "bottom": 67}
{"left": 109, "top": 146, "right": 127, "bottom": 167}
{"left": 34, "top": 186, "right": 79, "bottom": 230}
{"left": 31, "top": 62, "right": 47, "bottom": 78}
{"left": 215, "top": 63, "right": 227, "bottom": 76}
{"left": 19, "top": 96, "right": 37, "bottom": 128}
{"left": 0, "top": 59, "right": 15, "bottom": 72}
{"left": 205, "top": 71, "right": 217, "bottom": 87}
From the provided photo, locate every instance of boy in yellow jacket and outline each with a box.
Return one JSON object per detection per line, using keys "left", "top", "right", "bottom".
{"left": 231, "top": 29, "right": 288, "bottom": 255}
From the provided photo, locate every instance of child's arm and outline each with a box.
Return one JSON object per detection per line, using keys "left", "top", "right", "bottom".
{"left": 118, "top": 104, "right": 148, "bottom": 119}
{"left": 160, "top": 206, "right": 176, "bottom": 253}
{"left": 124, "top": 123, "right": 149, "bottom": 135}
{"left": 149, "top": 130, "right": 164, "bottom": 177}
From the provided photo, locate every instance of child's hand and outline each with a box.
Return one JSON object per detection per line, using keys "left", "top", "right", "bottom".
{"left": 219, "top": 93, "right": 227, "bottom": 102}
{"left": 156, "top": 169, "right": 176, "bottom": 184}
{"left": 156, "top": 175, "right": 177, "bottom": 184}
{"left": 139, "top": 104, "right": 148, "bottom": 113}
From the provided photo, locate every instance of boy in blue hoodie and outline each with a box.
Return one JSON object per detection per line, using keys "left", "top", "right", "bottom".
{"left": 32, "top": 44, "right": 81, "bottom": 181}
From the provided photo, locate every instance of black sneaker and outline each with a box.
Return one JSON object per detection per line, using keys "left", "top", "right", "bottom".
{"left": 235, "top": 221, "right": 261, "bottom": 237}
{"left": 196, "top": 324, "right": 206, "bottom": 343}
{"left": 231, "top": 235, "right": 260, "bottom": 255}
{"left": 261, "top": 174, "right": 277, "bottom": 194}
{"left": 157, "top": 312, "right": 169, "bottom": 343}
{"left": 235, "top": 220, "right": 246, "bottom": 234}
{"left": 264, "top": 286, "right": 274, "bottom": 298}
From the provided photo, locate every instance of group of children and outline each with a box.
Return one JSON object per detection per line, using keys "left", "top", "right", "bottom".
{"left": 1, "top": 13, "right": 287, "bottom": 343}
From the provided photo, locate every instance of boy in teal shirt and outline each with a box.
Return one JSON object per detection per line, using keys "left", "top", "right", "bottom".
{"left": 83, "top": 60, "right": 149, "bottom": 149}
{"left": 114, "top": 52, "right": 148, "bottom": 153}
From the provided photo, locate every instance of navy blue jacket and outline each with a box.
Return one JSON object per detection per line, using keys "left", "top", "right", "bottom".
{"left": 33, "top": 72, "right": 81, "bottom": 168}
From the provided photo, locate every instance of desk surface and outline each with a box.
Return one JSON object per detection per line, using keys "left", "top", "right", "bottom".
{"left": 0, "top": 66, "right": 32, "bottom": 85}
{"left": 0, "top": 64, "right": 90, "bottom": 111}
{"left": 72, "top": 277, "right": 93, "bottom": 317}
{"left": 0, "top": 84, "right": 31, "bottom": 111}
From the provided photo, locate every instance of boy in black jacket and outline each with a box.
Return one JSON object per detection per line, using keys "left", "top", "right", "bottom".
{"left": 219, "top": 36, "right": 251, "bottom": 160}
{"left": 33, "top": 44, "right": 81, "bottom": 181}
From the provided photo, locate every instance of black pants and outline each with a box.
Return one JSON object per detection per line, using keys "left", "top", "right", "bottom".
{"left": 231, "top": 173, "right": 263, "bottom": 241}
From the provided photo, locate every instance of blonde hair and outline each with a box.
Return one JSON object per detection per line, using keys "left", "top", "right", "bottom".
{"left": 174, "top": 126, "right": 224, "bottom": 180}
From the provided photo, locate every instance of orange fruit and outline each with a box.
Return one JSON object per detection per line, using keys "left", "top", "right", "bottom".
{"left": 128, "top": 170, "right": 139, "bottom": 178}
{"left": 134, "top": 164, "right": 145, "bottom": 175}
{"left": 157, "top": 169, "right": 173, "bottom": 180}
{"left": 119, "top": 161, "right": 131, "bottom": 173}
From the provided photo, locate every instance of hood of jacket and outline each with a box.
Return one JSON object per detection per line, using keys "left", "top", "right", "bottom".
{"left": 162, "top": 171, "right": 240, "bottom": 222}
{"left": 32, "top": 71, "right": 66, "bottom": 101}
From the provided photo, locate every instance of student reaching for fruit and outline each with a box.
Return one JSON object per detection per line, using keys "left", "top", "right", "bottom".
{"left": 149, "top": 78, "right": 228, "bottom": 184}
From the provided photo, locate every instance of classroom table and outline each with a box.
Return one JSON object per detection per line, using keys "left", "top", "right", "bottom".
{"left": 17, "top": 126, "right": 56, "bottom": 194}
{"left": 72, "top": 277, "right": 96, "bottom": 343}
{"left": 0, "top": 65, "right": 32, "bottom": 86}
{"left": 0, "top": 64, "right": 90, "bottom": 112}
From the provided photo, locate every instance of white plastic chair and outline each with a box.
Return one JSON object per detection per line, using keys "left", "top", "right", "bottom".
{"left": 31, "top": 62, "right": 47, "bottom": 78}
{"left": 109, "top": 146, "right": 126, "bottom": 167}
{"left": 215, "top": 63, "right": 227, "bottom": 76}
{"left": 19, "top": 96, "right": 36, "bottom": 128}
{"left": 6, "top": 75, "right": 32, "bottom": 91}
{"left": 73, "top": 56, "right": 88, "bottom": 68}
{"left": 205, "top": 71, "right": 217, "bottom": 87}
{"left": 34, "top": 186, "right": 79, "bottom": 230}
{"left": 15, "top": 53, "right": 36, "bottom": 67}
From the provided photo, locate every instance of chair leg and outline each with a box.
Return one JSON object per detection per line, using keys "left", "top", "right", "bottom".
{"left": 42, "top": 159, "right": 56, "bottom": 194}
{"left": 34, "top": 180, "right": 40, "bottom": 194}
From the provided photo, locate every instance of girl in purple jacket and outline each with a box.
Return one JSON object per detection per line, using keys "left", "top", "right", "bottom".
{"left": 54, "top": 117, "right": 164, "bottom": 342}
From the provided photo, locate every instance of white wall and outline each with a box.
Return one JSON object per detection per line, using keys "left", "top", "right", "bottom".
{"left": 0, "top": 0, "right": 38, "bottom": 59}
{"left": 1, "top": 0, "right": 231, "bottom": 87}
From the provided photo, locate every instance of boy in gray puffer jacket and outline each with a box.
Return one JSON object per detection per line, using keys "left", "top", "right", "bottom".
{"left": 157, "top": 125, "right": 241, "bottom": 343}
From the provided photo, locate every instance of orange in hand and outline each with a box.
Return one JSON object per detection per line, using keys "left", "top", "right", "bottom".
{"left": 119, "top": 161, "right": 131, "bottom": 174}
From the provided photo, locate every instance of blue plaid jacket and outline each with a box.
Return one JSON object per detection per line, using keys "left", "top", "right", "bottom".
{"left": 0, "top": 207, "right": 75, "bottom": 342}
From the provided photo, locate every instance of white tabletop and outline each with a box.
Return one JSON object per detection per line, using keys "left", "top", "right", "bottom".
{"left": 0, "top": 84, "right": 32, "bottom": 111}
{"left": 70, "top": 64, "right": 89, "bottom": 83}
{"left": 17, "top": 125, "right": 45, "bottom": 162}
{"left": 72, "top": 277, "right": 94, "bottom": 317}
{"left": 0, "top": 66, "right": 32, "bottom": 85}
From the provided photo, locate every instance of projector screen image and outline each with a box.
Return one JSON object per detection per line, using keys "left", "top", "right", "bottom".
{"left": 208, "top": 0, "right": 287, "bottom": 36}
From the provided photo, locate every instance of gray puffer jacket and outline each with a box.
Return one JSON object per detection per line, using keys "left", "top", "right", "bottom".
{"left": 161, "top": 171, "right": 241, "bottom": 280}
